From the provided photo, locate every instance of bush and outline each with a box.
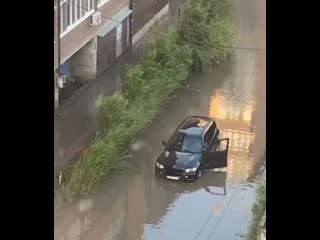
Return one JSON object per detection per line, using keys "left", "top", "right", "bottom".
{"left": 97, "top": 92, "right": 129, "bottom": 131}
{"left": 245, "top": 183, "right": 266, "bottom": 240}
{"left": 122, "top": 64, "right": 146, "bottom": 101}
{"left": 123, "top": 30, "right": 193, "bottom": 102}
{"left": 178, "top": 0, "right": 237, "bottom": 71}
{"left": 203, "top": 0, "right": 234, "bottom": 21}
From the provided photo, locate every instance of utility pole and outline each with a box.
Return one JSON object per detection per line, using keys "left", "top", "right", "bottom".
{"left": 57, "top": 0, "right": 61, "bottom": 73}
{"left": 55, "top": 0, "right": 61, "bottom": 111}
{"left": 129, "top": 0, "right": 134, "bottom": 50}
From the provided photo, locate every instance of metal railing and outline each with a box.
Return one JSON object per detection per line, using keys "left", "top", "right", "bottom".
{"left": 59, "top": 0, "right": 95, "bottom": 37}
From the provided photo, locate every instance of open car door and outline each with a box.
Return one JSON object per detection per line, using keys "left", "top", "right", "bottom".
{"left": 203, "top": 138, "right": 229, "bottom": 169}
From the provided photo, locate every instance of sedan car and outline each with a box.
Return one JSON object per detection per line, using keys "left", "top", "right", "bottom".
{"left": 155, "top": 116, "right": 229, "bottom": 181}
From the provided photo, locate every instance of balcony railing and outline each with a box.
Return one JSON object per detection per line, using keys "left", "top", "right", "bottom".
{"left": 59, "top": 0, "right": 95, "bottom": 38}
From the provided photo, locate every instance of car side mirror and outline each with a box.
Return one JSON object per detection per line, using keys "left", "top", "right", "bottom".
{"left": 162, "top": 141, "right": 166, "bottom": 146}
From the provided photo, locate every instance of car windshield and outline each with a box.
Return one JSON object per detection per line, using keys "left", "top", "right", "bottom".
{"left": 167, "top": 130, "right": 202, "bottom": 153}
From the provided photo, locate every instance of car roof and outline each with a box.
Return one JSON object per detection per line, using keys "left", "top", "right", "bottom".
{"left": 178, "top": 116, "right": 214, "bottom": 136}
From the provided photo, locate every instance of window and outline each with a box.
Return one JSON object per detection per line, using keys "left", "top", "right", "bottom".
{"left": 168, "top": 131, "right": 202, "bottom": 154}
{"left": 205, "top": 125, "right": 216, "bottom": 144}
{"left": 60, "top": 0, "right": 95, "bottom": 38}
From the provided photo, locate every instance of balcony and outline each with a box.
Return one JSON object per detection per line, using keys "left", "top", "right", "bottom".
{"left": 59, "top": 0, "right": 95, "bottom": 38}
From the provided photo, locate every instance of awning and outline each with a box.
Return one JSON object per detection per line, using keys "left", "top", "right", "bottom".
{"left": 97, "top": 8, "right": 132, "bottom": 37}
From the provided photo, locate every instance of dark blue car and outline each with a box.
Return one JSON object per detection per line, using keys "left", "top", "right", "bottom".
{"left": 155, "top": 116, "right": 229, "bottom": 181}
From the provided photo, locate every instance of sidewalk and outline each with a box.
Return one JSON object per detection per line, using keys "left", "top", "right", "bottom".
{"left": 54, "top": 48, "right": 136, "bottom": 168}
{"left": 54, "top": 0, "right": 186, "bottom": 168}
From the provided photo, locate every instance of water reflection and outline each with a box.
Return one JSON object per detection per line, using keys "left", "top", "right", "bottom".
{"left": 209, "top": 89, "right": 255, "bottom": 180}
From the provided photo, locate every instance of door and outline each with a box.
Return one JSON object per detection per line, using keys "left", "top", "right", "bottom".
{"left": 122, "top": 17, "right": 128, "bottom": 53}
{"left": 202, "top": 138, "right": 229, "bottom": 169}
{"left": 97, "top": 28, "right": 116, "bottom": 76}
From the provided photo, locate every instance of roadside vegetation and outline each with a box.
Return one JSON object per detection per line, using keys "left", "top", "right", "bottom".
{"left": 54, "top": 0, "right": 237, "bottom": 205}
{"left": 245, "top": 156, "right": 266, "bottom": 240}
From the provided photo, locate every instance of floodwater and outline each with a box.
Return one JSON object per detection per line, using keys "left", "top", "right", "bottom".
{"left": 54, "top": 0, "right": 266, "bottom": 239}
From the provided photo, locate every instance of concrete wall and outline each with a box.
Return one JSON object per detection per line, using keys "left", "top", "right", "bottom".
{"left": 54, "top": 0, "right": 130, "bottom": 108}
{"left": 132, "top": 2, "right": 169, "bottom": 45}
{"left": 132, "top": 0, "right": 169, "bottom": 35}
{"left": 70, "top": 37, "right": 98, "bottom": 82}
{"left": 55, "top": 0, "right": 170, "bottom": 72}
{"left": 60, "top": 0, "right": 130, "bottom": 65}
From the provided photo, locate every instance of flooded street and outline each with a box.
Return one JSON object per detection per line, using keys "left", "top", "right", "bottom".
{"left": 54, "top": 0, "right": 266, "bottom": 239}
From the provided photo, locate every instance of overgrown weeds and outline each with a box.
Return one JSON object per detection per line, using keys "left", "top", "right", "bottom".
{"left": 245, "top": 182, "right": 266, "bottom": 240}
{"left": 245, "top": 153, "right": 266, "bottom": 240}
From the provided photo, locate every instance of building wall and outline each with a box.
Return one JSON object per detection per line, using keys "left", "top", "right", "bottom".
{"left": 132, "top": 0, "right": 169, "bottom": 35}
{"left": 54, "top": 0, "right": 171, "bottom": 110}
{"left": 60, "top": 0, "right": 130, "bottom": 65}
{"left": 70, "top": 37, "right": 98, "bottom": 82}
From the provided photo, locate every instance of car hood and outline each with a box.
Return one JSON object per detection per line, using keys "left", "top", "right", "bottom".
{"left": 158, "top": 151, "right": 201, "bottom": 169}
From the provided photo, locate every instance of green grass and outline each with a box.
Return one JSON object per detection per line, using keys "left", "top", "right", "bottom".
{"left": 245, "top": 154, "right": 266, "bottom": 240}
{"left": 245, "top": 183, "right": 266, "bottom": 240}
{"left": 54, "top": 0, "right": 237, "bottom": 204}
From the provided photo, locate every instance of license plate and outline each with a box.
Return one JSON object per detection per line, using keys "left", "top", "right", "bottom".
{"left": 167, "top": 176, "right": 179, "bottom": 180}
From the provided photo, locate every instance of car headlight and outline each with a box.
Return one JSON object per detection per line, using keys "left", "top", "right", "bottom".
{"left": 156, "top": 162, "right": 164, "bottom": 169}
{"left": 185, "top": 168, "right": 197, "bottom": 173}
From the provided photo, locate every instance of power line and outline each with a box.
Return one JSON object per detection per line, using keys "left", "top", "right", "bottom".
{"left": 126, "top": 20, "right": 265, "bottom": 52}
{"left": 130, "top": 22, "right": 265, "bottom": 52}
{"left": 193, "top": 174, "right": 239, "bottom": 240}
{"left": 181, "top": 37, "right": 266, "bottom": 52}
{"left": 193, "top": 193, "right": 226, "bottom": 240}
{"left": 206, "top": 168, "right": 249, "bottom": 240}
